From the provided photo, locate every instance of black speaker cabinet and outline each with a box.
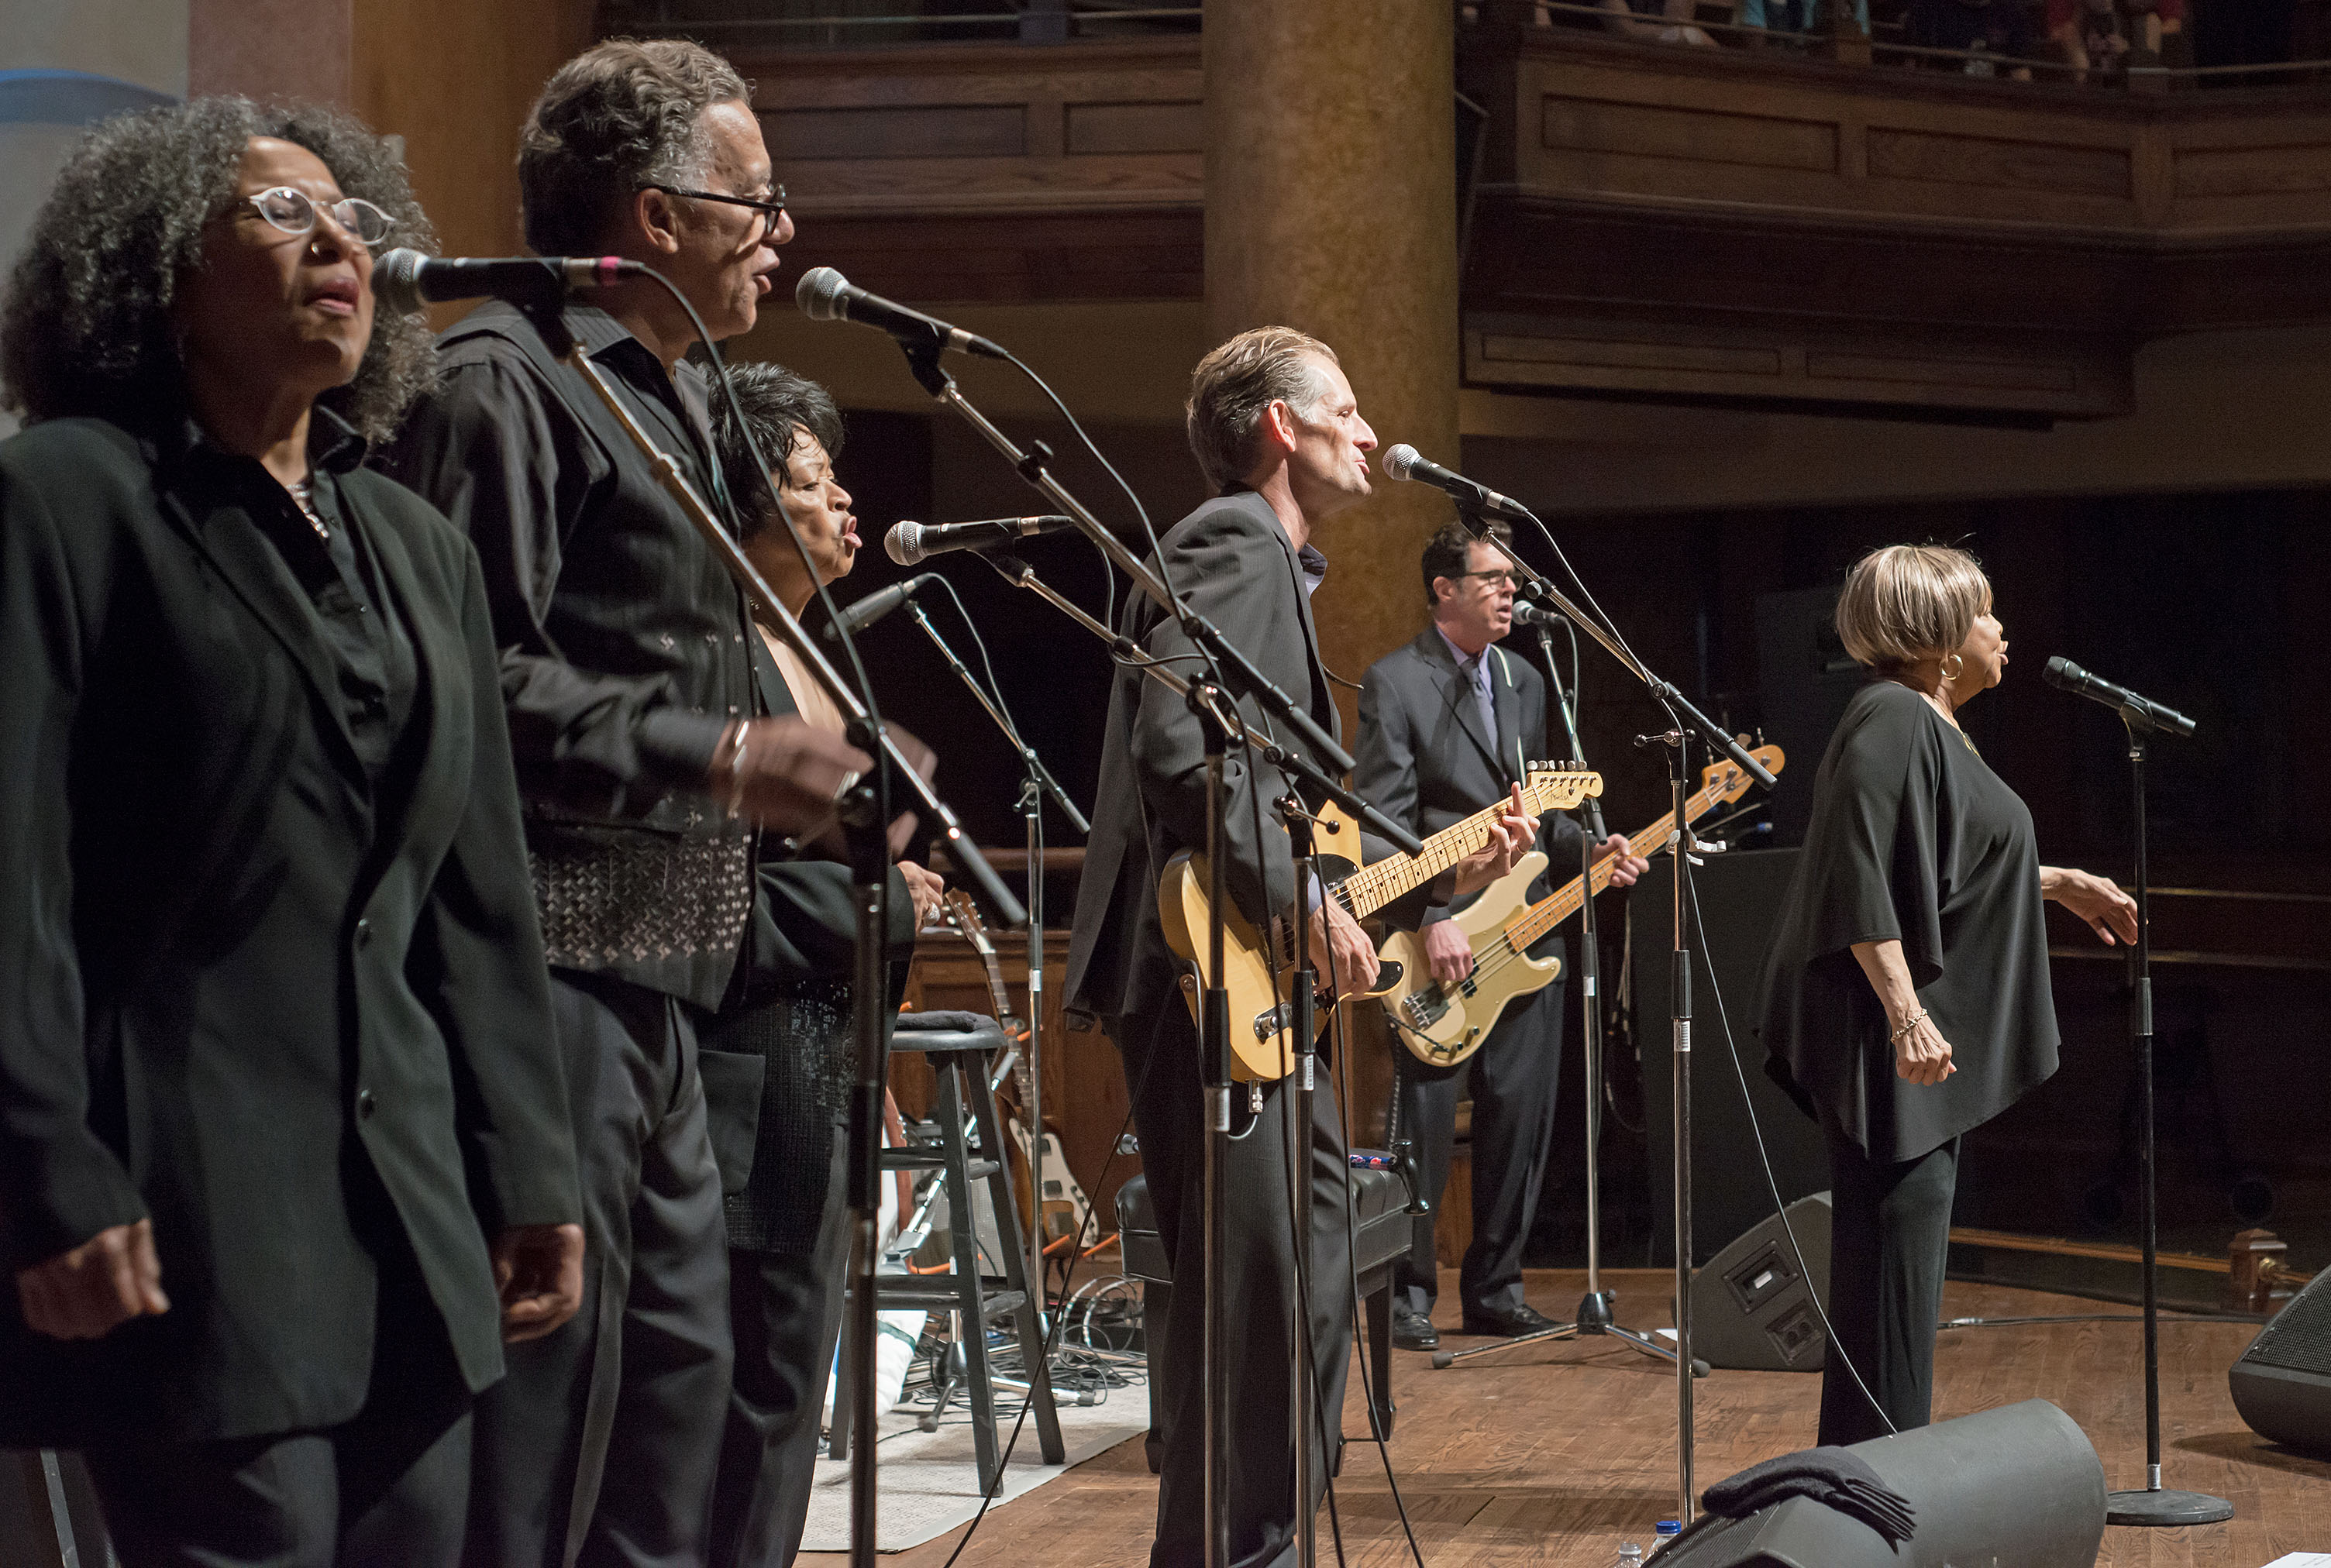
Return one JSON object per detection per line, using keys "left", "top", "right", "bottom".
{"left": 1690, "top": 1192, "right": 1832, "bottom": 1371}
{"left": 2232, "top": 1267, "right": 2331, "bottom": 1453}
{"left": 1658, "top": 1399, "right": 2105, "bottom": 1568}
{"left": 1635, "top": 845, "right": 1831, "bottom": 1267}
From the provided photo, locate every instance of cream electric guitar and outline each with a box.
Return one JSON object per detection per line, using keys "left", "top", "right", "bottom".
{"left": 1379, "top": 741, "right": 1785, "bottom": 1068}
{"left": 1157, "top": 762, "right": 1603, "bottom": 1082}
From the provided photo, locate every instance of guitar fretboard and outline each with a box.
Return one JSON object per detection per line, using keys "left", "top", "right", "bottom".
{"left": 1337, "top": 768, "right": 1597, "bottom": 920}
{"left": 1499, "top": 773, "right": 1737, "bottom": 951}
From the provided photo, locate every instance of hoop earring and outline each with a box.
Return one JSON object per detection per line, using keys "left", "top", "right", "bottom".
{"left": 1940, "top": 652, "right": 1964, "bottom": 682}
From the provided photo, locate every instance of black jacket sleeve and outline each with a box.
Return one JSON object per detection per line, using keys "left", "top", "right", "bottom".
{"left": 408, "top": 540, "right": 583, "bottom": 1235}
{"left": 1126, "top": 507, "right": 1305, "bottom": 934}
{"left": 0, "top": 453, "right": 145, "bottom": 1270}
{"left": 386, "top": 349, "right": 726, "bottom": 802}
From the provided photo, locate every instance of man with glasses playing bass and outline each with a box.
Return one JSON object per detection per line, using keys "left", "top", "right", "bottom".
{"left": 1354, "top": 522, "right": 1646, "bottom": 1354}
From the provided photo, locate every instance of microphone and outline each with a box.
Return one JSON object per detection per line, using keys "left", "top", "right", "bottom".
{"left": 373, "top": 249, "right": 644, "bottom": 315}
{"left": 2042, "top": 657, "right": 2197, "bottom": 738}
{"left": 795, "top": 267, "right": 1007, "bottom": 361}
{"left": 822, "top": 573, "right": 938, "bottom": 642}
{"left": 885, "top": 514, "right": 1076, "bottom": 567}
{"left": 1382, "top": 444, "right": 1534, "bottom": 523}
{"left": 1510, "top": 600, "right": 1564, "bottom": 630}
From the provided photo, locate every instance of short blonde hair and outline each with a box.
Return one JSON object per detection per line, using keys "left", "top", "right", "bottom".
{"left": 1833, "top": 545, "right": 1990, "bottom": 672}
{"left": 1185, "top": 326, "right": 1338, "bottom": 492}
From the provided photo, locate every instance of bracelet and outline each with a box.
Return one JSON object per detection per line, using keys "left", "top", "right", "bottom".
{"left": 718, "top": 720, "right": 750, "bottom": 820}
{"left": 1889, "top": 1008, "right": 1930, "bottom": 1046}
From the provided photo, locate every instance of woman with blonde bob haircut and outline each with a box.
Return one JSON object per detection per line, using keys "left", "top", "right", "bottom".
{"left": 1759, "top": 543, "right": 2135, "bottom": 1447}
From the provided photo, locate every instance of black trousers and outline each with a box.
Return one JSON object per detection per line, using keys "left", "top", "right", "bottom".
{"left": 1112, "top": 1001, "right": 1353, "bottom": 1568}
{"left": 1392, "top": 978, "right": 1564, "bottom": 1319}
{"left": 85, "top": 1238, "right": 473, "bottom": 1567}
{"left": 709, "top": 1124, "right": 850, "bottom": 1568}
{"left": 1818, "top": 1126, "right": 1961, "bottom": 1448}
{"left": 465, "top": 971, "right": 732, "bottom": 1568}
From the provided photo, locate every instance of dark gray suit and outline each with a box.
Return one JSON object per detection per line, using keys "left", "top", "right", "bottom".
{"left": 1065, "top": 492, "right": 1434, "bottom": 1568}
{"left": 1355, "top": 626, "right": 1582, "bottom": 1321}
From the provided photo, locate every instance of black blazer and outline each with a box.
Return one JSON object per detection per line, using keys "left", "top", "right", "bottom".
{"left": 0, "top": 417, "right": 579, "bottom": 1446}
{"left": 1064, "top": 492, "right": 1434, "bottom": 1028}
{"left": 1355, "top": 625, "right": 1583, "bottom": 926}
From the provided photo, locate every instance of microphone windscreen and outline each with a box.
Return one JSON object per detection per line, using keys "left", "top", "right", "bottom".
{"left": 2043, "top": 655, "right": 2082, "bottom": 689}
{"left": 796, "top": 266, "right": 849, "bottom": 322}
{"left": 373, "top": 248, "right": 428, "bottom": 316}
{"left": 1382, "top": 443, "right": 1420, "bottom": 481}
{"left": 884, "top": 521, "right": 923, "bottom": 567}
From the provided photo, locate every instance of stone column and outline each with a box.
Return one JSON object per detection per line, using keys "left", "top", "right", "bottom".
{"left": 1203, "top": 0, "right": 1462, "bottom": 738}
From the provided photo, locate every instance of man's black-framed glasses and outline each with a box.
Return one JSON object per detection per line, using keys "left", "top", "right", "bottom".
{"left": 1455, "top": 569, "right": 1520, "bottom": 588}
{"left": 242, "top": 186, "right": 395, "bottom": 249}
{"left": 642, "top": 183, "right": 787, "bottom": 232}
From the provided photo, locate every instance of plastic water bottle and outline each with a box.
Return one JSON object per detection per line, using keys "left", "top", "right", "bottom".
{"left": 1615, "top": 1544, "right": 1644, "bottom": 1567}
{"left": 1656, "top": 1518, "right": 1684, "bottom": 1546}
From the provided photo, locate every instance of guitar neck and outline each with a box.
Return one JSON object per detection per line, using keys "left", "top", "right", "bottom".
{"left": 1502, "top": 780, "right": 1723, "bottom": 950}
{"left": 1338, "top": 776, "right": 1576, "bottom": 920}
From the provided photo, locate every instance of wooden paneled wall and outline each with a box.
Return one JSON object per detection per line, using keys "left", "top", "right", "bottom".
{"left": 729, "top": 39, "right": 1203, "bottom": 304}
{"left": 1462, "top": 30, "right": 2331, "bottom": 419}
{"left": 350, "top": 0, "right": 595, "bottom": 267}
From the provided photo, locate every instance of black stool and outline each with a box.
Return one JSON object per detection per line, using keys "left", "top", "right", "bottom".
{"left": 1114, "top": 1157, "right": 1414, "bottom": 1474}
{"left": 829, "top": 1010, "right": 1064, "bottom": 1491}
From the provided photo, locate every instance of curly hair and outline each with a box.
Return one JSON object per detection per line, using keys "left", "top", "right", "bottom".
{"left": 520, "top": 39, "right": 751, "bottom": 259}
{"left": 0, "top": 96, "right": 439, "bottom": 445}
{"left": 709, "top": 361, "right": 845, "bottom": 540}
{"left": 1185, "top": 325, "right": 1338, "bottom": 493}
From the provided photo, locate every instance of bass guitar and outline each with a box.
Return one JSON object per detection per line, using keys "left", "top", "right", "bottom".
{"left": 1379, "top": 741, "right": 1784, "bottom": 1068}
{"left": 1159, "top": 762, "right": 1603, "bottom": 1081}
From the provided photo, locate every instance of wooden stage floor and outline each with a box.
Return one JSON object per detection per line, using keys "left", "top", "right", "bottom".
{"left": 804, "top": 1267, "right": 2331, "bottom": 1567}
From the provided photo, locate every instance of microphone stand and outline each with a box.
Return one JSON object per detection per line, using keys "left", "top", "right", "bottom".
{"left": 1444, "top": 504, "right": 1761, "bottom": 1528}
{"left": 1429, "top": 624, "right": 1682, "bottom": 1374}
{"left": 511, "top": 301, "right": 1025, "bottom": 1568}
{"left": 900, "top": 599, "right": 1092, "bottom": 1304}
{"left": 2102, "top": 711, "right": 2230, "bottom": 1528}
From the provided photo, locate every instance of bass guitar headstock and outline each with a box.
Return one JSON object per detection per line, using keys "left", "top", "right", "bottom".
{"left": 1520, "top": 760, "right": 1604, "bottom": 813}
{"left": 1697, "top": 738, "right": 1786, "bottom": 809}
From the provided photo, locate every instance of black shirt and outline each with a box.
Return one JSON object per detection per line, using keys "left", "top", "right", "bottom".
{"left": 1757, "top": 680, "right": 2061, "bottom": 1164}
{"left": 164, "top": 411, "right": 420, "bottom": 791}
{"left": 380, "top": 301, "right": 757, "bottom": 1009}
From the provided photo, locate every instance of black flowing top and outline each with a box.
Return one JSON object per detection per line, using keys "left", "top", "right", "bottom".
{"left": 1757, "top": 680, "right": 2060, "bottom": 1164}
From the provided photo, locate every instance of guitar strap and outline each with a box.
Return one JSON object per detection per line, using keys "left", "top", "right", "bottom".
{"left": 1492, "top": 645, "right": 1524, "bottom": 786}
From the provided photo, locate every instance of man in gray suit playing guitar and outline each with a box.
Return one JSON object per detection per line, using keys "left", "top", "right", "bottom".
{"left": 1355, "top": 522, "right": 1648, "bottom": 1350}
{"left": 1066, "top": 330, "right": 1537, "bottom": 1568}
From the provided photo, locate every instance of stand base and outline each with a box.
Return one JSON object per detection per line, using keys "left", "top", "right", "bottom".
{"left": 1428, "top": 1308, "right": 1710, "bottom": 1376}
{"left": 2105, "top": 1487, "right": 2234, "bottom": 1526}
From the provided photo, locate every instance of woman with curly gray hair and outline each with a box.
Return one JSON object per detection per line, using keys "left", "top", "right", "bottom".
{"left": 0, "top": 98, "right": 584, "bottom": 1566}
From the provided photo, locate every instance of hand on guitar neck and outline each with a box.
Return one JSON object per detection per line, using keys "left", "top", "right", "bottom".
{"left": 1447, "top": 783, "right": 1541, "bottom": 899}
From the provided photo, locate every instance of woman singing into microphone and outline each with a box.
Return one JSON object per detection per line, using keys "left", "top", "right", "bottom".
{"left": 1758, "top": 544, "right": 2136, "bottom": 1447}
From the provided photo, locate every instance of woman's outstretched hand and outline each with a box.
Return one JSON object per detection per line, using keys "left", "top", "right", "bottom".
{"left": 2041, "top": 865, "right": 2139, "bottom": 946}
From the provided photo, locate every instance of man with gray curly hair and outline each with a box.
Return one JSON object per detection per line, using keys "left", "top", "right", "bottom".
{"left": 383, "top": 37, "right": 856, "bottom": 1568}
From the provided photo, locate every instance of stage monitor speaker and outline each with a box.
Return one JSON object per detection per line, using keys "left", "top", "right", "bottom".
{"left": 1658, "top": 1398, "right": 2105, "bottom": 1568}
{"left": 1689, "top": 1192, "right": 1832, "bottom": 1371}
{"left": 1635, "top": 845, "right": 1830, "bottom": 1267}
{"left": 2231, "top": 1265, "right": 2331, "bottom": 1454}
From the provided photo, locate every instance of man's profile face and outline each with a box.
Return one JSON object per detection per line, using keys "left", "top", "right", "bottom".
{"left": 663, "top": 99, "right": 792, "bottom": 343}
{"left": 1280, "top": 356, "right": 1376, "bottom": 523}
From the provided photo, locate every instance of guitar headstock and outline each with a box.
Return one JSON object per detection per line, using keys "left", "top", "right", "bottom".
{"left": 942, "top": 888, "right": 1028, "bottom": 1042}
{"left": 941, "top": 888, "right": 998, "bottom": 961}
{"left": 1520, "top": 760, "right": 1604, "bottom": 812}
{"left": 1697, "top": 739, "right": 1786, "bottom": 808}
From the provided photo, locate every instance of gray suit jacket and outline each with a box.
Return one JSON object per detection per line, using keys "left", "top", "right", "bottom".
{"left": 1355, "top": 625, "right": 1584, "bottom": 927}
{"left": 1063, "top": 492, "right": 1433, "bottom": 1028}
